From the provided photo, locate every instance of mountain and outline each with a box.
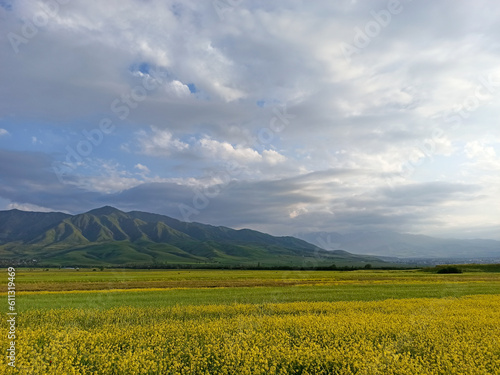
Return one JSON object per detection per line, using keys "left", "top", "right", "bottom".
{"left": 0, "top": 206, "right": 385, "bottom": 267}
{"left": 295, "top": 231, "right": 500, "bottom": 259}
{"left": 0, "top": 209, "right": 71, "bottom": 243}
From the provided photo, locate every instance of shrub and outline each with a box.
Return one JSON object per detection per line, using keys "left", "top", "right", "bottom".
{"left": 437, "top": 266, "right": 462, "bottom": 274}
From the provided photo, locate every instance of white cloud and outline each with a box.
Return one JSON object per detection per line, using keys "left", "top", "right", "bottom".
{"left": 263, "top": 149, "right": 287, "bottom": 165}
{"left": 465, "top": 140, "right": 497, "bottom": 161}
{"left": 135, "top": 127, "right": 288, "bottom": 170}
{"left": 166, "top": 80, "right": 191, "bottom": 98}
{"left": 7, "top": 202, "right": 58, "bottom": 213}
{"left": 137, "top": 127, "right": 189, "bottom": 156}
{"left": 134, "top": 163, "right": 151, "bottom": 174}
{"left": 0, "top": 129, "right": 9, "bottom": 137}
{"left": 198, "top": 137, "right": 261, "bottom": 163}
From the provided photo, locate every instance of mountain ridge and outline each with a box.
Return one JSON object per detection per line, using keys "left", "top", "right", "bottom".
{"left": 296, "top": 230, "right": 500, "bottom": 259}
{"left": 0, "top": 207, "right": 385, "bottom": 267}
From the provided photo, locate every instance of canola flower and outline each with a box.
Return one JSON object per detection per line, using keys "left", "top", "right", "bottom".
{"left": 2, "top": 295, "right": 500, "bottom": 374}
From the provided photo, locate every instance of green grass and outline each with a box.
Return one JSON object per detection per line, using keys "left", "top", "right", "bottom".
{"left": 13, "top": 269, "right": 500, "bottom": 311}
{"left": 17, "top": 281, "right": 500, "bottom": 311}
{"left": 15, "top": 268, "right": 500, "bottom": 285}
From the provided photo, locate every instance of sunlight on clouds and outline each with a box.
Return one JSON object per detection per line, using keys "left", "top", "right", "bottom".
{"left": 7, "top": 202, "right": 59, "bottom": 213}
{"left": 166, "top": 80, "right": 191, "bottom": 98}
{"left": 134, "top": 163, "right": 150, "bottom": 174}
{"left": 135, "top": 126, "right": 287, "bottom": 168}
{"left": 198, "top": 137, "right": 261, "bottom": 163}
{"left": 137, "top": 127, "right": 189, "bottom": 156}
{"left": 262, "top": 149, "right": 287, "bottom": 165}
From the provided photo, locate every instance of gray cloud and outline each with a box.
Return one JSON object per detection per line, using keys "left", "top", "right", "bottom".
{"left": 379, "top": 182, "right": 481, "bottom": 206}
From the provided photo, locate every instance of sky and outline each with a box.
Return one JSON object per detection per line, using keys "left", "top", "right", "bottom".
{"left": 0, "top": 0, "right": 499, "bottom": 240}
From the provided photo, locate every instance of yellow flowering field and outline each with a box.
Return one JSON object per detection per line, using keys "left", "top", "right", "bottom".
{"left": 3, "top": 294, "right": 500, "bottom": 374}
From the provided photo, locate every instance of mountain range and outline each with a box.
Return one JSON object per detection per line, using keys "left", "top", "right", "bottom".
{"left": 0, "top": 206, "right": 384, "bottom": 267}
{"left": 296, "top": 231, "right": 500, "bottom": 259}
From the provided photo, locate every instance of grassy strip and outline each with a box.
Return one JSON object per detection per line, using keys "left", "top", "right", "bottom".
{"left": 17, "top": 280, "right": 500, "bottom": 311}
{"left": 13, "top": 269, "right": 500, "bottom": 291}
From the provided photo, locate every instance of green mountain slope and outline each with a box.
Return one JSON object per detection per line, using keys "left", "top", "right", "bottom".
{"left": 0, "top": 206, "right": 386, "bottom": 267}
{"left": 0, "top": 209, "right": 70, "bottom": 244}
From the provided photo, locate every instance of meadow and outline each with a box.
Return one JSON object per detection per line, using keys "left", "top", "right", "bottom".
{"left": 3, "top": 268, "right": 500, "bottom": 374}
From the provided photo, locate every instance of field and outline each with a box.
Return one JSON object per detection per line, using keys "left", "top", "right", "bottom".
{"left": 3, "top": 268, "right": 500, "bottom": 374}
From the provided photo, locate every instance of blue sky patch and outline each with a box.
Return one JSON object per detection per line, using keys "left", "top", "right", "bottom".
{"left": 0, "top": 0, "right": 13, "bottom": 11}
{"left": 187, "top": 83, "right": 197, "bottom": 94}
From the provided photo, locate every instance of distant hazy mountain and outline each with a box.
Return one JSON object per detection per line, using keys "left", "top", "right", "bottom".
{"left": 295, "top": 231, "right": 500, "bottom": 259}
{"left": 0, "top": 206, "right": 384, "bottom": 267}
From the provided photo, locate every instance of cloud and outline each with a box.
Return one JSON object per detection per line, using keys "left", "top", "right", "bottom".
{"left": 134, "top": 163, "right": 150, "bottom": 174}
{"left": 136, "top": 127, "right": 189, "bottom": 156}
{"left": 380, "top": 182, "right": 480, "bottom": 206}
{"left": 197, "top": 138, "right": 262, "bottom": 163}
{"left": 7, "top": 202, "right": 60, "bottom": 213}
{"left": 262, "top": 149, "right": 287, "bottom": 165}
{"left": 134, "top": 127, "right": 288, "bottom": 171}
{"left": 0, "top": 147, "right": 494, "bottom": 239}
{"left": 465, "top": 140, "right": 498, "bottom": 165}
{"left": 0, "top": 0, "right": 499, "bottom": 241}
{"left": 0, "top": 149, "right": 100, "bottom": 212}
